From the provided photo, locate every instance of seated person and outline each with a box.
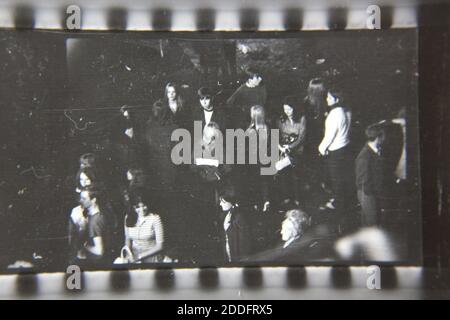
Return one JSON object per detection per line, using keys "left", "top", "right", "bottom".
{"left": 69, "top": 187, "right": 108, "bottom": 263}
{"left": 123, "top": 194, "right": 165, "bottom": 263}
{"left": 247, "top": 208, "right": 336, "bottom": 264}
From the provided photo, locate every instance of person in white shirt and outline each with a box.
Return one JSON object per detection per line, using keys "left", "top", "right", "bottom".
{"left": 318, "top": 88, "right": 353, "bottom": 225}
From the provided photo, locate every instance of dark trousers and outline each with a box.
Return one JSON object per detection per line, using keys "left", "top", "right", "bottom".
{"left": 325, "top": 146, "right": 353, "bottom": 218}
{"left": 357, "top": 190, "right": 379, "bottom": 227}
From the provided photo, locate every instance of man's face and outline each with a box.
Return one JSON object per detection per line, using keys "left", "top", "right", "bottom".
{"left": 248, "top": 75, "right": 262, "bottom": 87}
{"left": 281, "top": 219, "right": 296, "bottom": 242}
{"left": 200, "top": 96, "right": 213, "bottom": 111}
{"left": 79, "top": 191, "right": 94, "bottom": 209}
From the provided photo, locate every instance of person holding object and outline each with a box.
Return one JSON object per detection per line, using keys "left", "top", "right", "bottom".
{"left": 276, "top": 96, "right": 307, "bottom": 202}
{"left": 123, "top": 194, "right": 164, "bottom": 263}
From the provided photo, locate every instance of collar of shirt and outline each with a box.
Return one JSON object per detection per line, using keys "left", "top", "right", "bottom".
{"left": 283, "top": 236, "right": 300, "bottom": 248}
{"left": 368, "top": 142, "right": 380, "bottom": 155}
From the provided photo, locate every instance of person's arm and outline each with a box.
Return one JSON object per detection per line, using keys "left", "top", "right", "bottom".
{"left": 124, "top": 217, "right": 132, "bottom": 249}
{"left": 85, "top": 237, "right": 104, "bottom": 256}
{"left": 226, "top": 85, "right": 243, "bottom": 106}
{"left": 135, "top": 215, "right": 165, "bottom": 261}
{"left": 287, "top": 116, "right": 307, "bottom": 151}
{"left": 318, "top": 111, "right": 339, "bottom": 155}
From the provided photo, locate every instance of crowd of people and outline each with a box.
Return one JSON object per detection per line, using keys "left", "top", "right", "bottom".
{"left": 65, "top": 67, "right": 407, "bottom": 267}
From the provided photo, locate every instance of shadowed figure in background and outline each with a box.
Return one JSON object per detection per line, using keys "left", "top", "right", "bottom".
{"left": 355, "top": 123, "right": 386, "bottom": 227}
{"left": 68, "top": 187, "right": 111, "bottom": 266}
{"left": 226, "top": 66, "right": 267, "bottom": 129}
{"left": 218, "top": 186, "right": 252, "bottom": 263}
{"left": 303, "top": 78, "right": 328, "bottom": 197}
{"left": 243, "top": 105, "right": 272, "bottom": 212}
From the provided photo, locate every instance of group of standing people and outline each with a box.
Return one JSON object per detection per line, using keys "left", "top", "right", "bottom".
{"left": 66, "top": 66, "right": 406, "bottom": 266}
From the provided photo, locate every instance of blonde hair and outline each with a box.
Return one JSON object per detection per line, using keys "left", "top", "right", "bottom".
{"left": 202, "top": 122, "right": 221, "bottom": 146}
{"left": 248, "top": 105, "right": 268, "bottom": 131}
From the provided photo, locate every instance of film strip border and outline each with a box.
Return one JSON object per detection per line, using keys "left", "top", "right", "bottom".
{"left": 0, "top": 2, "right": 441, "bottom": 300}
{"left": 0, "top": 4, "right": 419, "bottom": 31}
{"left": 0, "top": 266, "right": 431, "bottom": 299}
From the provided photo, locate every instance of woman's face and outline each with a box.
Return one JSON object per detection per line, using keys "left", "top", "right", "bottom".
{"left": 326, "top": 92, "right": 338, "bottom": 107}
{"left": 79, "top": 172, "right": 92, "bottom": 187}
{"left": 200, "top": 97, "right": 212, "bottom": 111}
{"left": 219, "top": 197, "right": 233, "bottom": 212}
{"left": 134, "top": 202, "right": 148, "bottom": 216}
{"left": 126, "top": 170, "right": 133, "bottom": 181}
{"left": 167, "top": 86, "right": 177, "bottom": 101}
{"left": 283, "top": 104, "right": 294, "bottom": 118}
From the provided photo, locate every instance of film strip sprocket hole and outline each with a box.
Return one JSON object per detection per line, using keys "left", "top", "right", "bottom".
{"left": 0, "top": 4, "right": 418, "bottom": 31}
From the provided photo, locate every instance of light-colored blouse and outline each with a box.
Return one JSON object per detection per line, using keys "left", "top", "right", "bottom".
{"left": 125, "top": 214, "right": 164, "bottom": 262}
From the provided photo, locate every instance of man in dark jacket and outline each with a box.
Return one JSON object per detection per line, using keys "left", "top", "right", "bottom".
{"left": 226, "top": 67, "right": 267, "bottom": 129}
{"left": 191, "top": 87, "right": 228, "bottom": 134}
{"left": 355, "top": 123, "right": 386, "bottom": 227}
{"left": 218, "top": 187, "right": 252, "bottom": 263}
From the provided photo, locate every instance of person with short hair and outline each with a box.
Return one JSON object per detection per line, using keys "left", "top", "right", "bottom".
{"left": 218, "top": 186, "right": 252, "bottom": 263}
{"left": 355, "top": 123, "right": 386, "bottom": 227}
{"left": 69, "top": 187, "right": 108, "bottom": 263}
{"left": 318, "top": 88, "right": 353, "bottom": 221}
{"left": 226, "top": 66, "right": 267, "bottom": 129}
{"left": 248, "top": 208, "right": 336, "bottom": 263}
{"left": 191, "top": 87, "right": 227, "bottom": 133}
{"left": 79, "top": 153, "right": 96, "bottom": 169}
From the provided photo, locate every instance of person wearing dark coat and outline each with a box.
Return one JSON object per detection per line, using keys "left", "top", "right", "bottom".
{"left": 191, "top": 87, "right": 228, "bottom": 134}
{"left": 218, "top": 187, "right": 252, "bottom": 263}
{"left": 226, "top": 67, "right": 267, "bottom": 129}
{"left": 355, "top": 123, "right": 386, "bottom": 227}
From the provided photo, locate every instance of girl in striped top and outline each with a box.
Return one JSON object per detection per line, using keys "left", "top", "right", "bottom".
{"left": 124, "top": 194, "right": 164, "bottom": 263}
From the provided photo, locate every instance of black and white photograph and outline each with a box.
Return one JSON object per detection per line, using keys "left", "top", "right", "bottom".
{"left": 0, "top": 29, "right": 421, "bottom": 272}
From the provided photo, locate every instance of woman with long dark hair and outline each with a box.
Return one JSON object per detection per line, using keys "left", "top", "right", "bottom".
{"left": 303, "top": 78, "right": 329, "bottom": 197}
{"left": 123, "top": 194, "right": 165, "bottom": 263}
{"left": 276, "top": 96, "right": 307, "bottom": 202}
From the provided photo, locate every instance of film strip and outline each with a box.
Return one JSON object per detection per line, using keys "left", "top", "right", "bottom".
{"left": 0, "top": 3, "right": 417, "bottom": 31}
{"left": 0, "top": 1, "right": 445, "bottom": 299}
{"left": 0, "top": 267, "right": 425, "bottom": 299}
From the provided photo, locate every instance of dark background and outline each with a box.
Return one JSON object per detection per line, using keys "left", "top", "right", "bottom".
{"left": 0, "top": 29, "right": 421, "bottom": 270}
